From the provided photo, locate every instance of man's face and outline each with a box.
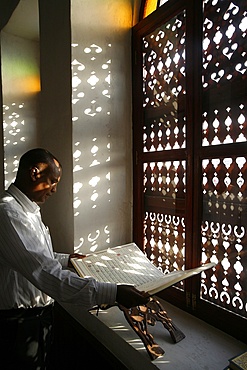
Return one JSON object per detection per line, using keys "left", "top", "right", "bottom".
{"left": 31, "top": 159, "right": 62, "bottom": 204}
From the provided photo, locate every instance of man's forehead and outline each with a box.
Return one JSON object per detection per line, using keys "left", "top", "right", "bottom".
{"left": 37, "top": 160, "right": 61, "bottom": 174}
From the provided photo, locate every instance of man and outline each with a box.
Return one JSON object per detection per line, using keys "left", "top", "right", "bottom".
{"left": 0, "top": 148, "right": 149, "bottom": 369}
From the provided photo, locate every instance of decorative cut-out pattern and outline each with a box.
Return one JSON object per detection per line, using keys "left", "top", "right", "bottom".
{"left": 202, "top": 0, "right": 247, "bottom": 146}
{"left": 202, "top": 103, "right": 246, "bottom": 146}
{"left": 144, "top": 161, "right": 186, "bottom": 197}
{"left": 200, "top": 0, "right": 247, "bottom": 318}
{"left": 141, "top": 12, "right": 187, "bottom": 284}
{"left": 119, "top": 296, "right": 185, "bottom": 360}
{"left": 201, "top": 157, "right": 247, "bottom": 317}
{"left": 137, "top": 0, "right": 246, "bottom": 325}
{"left": 143, "top": 161, "right": 186, "bottom": 287}
{"left": 144, "top": 211, "right": 185, "bottom": 288}
{"left": 142, "top": 11, "right": 186, "bottom": 152}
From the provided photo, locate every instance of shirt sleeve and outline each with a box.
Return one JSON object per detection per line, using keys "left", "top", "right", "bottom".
{"left": 0, "top": 205, "right": 117, "bottom": 310}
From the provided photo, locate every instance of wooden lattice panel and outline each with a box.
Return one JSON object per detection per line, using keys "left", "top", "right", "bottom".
{"left": 138, "top": 0, "right": 247, "bottom": 315}
{"left": 143, "top": 161, "right": 186, "bottom": 198}
{"left": 144, "top": 211, "right": 185, "bottom": 280}
{"left": 142, "top": 11, "right": 186, "bottom": 152}
{"left": 202, "top": 0, "right": 247, "bottom": 146}
{"left": 201, "top": 157, "right": 247, "bottom": 317}
{"left": 141, "top": 11, "right": 186, "bottom": 286}
{"left": 201, "top": 0, "right": 247, "bottom": 318}
{"left": 143, "top": 160, "right": 186, "bottom": 289}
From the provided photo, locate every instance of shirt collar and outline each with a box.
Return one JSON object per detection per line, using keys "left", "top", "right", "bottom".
{"left": 7, "top": 183, "right": 40, "bottom": 214}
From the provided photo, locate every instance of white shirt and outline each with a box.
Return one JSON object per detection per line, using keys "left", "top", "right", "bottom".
{"left": 0, "top": 184, "right": 117, "bottom": 310}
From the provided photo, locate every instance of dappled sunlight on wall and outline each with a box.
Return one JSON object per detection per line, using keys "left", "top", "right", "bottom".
{"left": 72, "top": 42, "right": 114, "bottom": 253}
{"left": 3, "top": 102, "right": 29, "bottom": 187}
{"left": 71, "top": 0, "right": 133, "bottom": 254}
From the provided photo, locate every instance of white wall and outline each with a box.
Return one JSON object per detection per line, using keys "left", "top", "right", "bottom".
{"left": 1, "top": 31, "right": 40, "bottom": 188}
{"left": 71, "top": 0, "right": 134, "bottom": 253}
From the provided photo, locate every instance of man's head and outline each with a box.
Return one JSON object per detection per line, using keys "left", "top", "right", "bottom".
{"left": 14, "top": 148, "right": 62, "bottom": 204}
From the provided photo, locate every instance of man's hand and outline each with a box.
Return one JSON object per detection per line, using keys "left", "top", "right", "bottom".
{"left": 116, "top": 284, "right": 150, "bottom": 308}
{"left": 68, "top": 253, "right": 86, "bottom": 268}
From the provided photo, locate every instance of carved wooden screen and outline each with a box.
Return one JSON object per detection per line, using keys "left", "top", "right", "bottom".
{"left": 133, "top": 0, "right": 247, "bottom": 341}
{"left": 142, "top": 11, "right": 186, "bottom": 291}
{"left": 200, "top": 1, "right": 247, "bottom": 319}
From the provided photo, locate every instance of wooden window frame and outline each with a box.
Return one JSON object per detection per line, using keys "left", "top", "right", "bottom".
{"left": 132, "top": 0, "right": 247, "bottom": 343}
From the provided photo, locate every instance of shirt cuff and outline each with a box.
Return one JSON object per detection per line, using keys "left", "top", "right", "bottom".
{"left": 54, "top": 252, "right": 70, "bottom": 267}
{"left": 96, "top": 282, "right": 117, "bottom": 306}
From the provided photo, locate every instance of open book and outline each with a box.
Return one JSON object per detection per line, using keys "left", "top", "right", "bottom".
{"left": 71, "top": 242, "right": 215, "bottom": 295}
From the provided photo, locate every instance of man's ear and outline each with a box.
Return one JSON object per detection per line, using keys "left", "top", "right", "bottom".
{"left": 30, "top": 167, "right": 40, "bottom": 181}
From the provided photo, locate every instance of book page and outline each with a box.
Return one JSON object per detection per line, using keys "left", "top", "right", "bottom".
{"left": 71, "top": 243, "right": 164, "bottom": 288}
{"left": 71, "top": 242, "right": 215, "bottom": 295}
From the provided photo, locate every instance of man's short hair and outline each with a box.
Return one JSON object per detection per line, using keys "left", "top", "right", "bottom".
{"left": 18, "top": 148, "right": 61, "bottom": 172}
